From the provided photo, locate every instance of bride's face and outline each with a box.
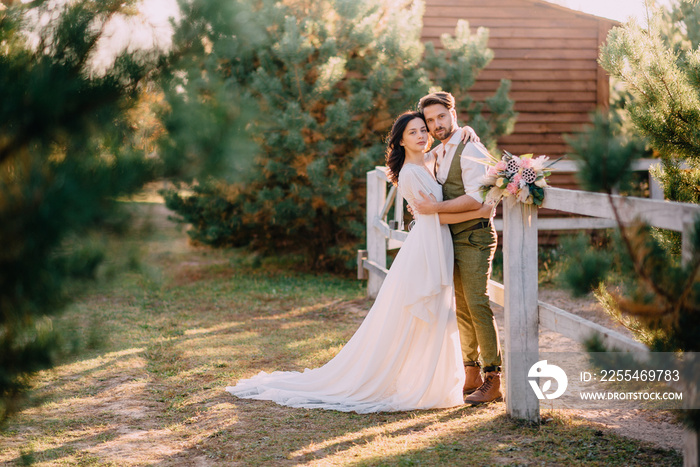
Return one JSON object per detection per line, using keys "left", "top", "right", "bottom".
{"left": 401, "top": 118, "right": 430, "bottom": 154}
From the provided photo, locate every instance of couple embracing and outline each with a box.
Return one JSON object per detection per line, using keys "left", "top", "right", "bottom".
{"left": 227, "top": 91, "right": 503, "bottom": 412}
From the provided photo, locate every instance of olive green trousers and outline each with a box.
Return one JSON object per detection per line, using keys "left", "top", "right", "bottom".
{"left": 452, "top": 225, "right": 502, "bottom": 371}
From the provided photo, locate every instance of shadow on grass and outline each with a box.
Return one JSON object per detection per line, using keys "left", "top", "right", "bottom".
{"left": 152, "top": 398, "right": 682, "bottom": 466}
{"left": 0, "top": 202, "right": 684, "bottom": 466}
{"left": 6, "top": 291, "right": 684, "bottom": 465}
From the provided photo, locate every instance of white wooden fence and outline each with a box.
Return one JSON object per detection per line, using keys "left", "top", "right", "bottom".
{"left": 358, "top": 165, "right": 700, "bottom": 466}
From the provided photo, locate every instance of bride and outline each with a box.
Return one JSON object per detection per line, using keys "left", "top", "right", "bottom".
{"left": 226, "top": 111, "right": 493, "bottom": 413}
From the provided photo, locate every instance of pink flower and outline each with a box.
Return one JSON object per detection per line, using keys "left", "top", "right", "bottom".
{"left": 521, "top": 158, "right": 532, "bottom": 169}
{"left": 506, "top": 182, "right": 518, "bottom": 195}
{"left": 513, "top": 173, "right": 522, "bottom": 184}
{"left": 495, "top": 161, "right": 507, "bottom": 171}
{"left": 487, "top": 166, "right": 498, "bottom": 176}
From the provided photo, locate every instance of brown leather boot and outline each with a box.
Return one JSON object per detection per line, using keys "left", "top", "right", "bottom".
{"left": 464, "top": 371, "right": 503, "bottom": 405}
{"left": 463, "top": 365, "right": 483, "bottom": 395}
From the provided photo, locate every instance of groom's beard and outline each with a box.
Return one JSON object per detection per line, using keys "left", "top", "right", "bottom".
{"left": 434, "top": 126, "right": 454, "bottom": 142}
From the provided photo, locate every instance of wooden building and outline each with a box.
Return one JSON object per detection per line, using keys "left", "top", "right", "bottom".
{"left": 421, "top": 0, "right": 618, "bottom": 159}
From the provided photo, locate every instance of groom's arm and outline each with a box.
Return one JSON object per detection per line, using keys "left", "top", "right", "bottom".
{"left": 414, "top": 141, "right": 489, "bottom": 215}
{"left": 439, "top": 203, "right": 494, "bottom": 225}
{"left": 414, "top": 142, "right": 488, "bottom": 214}
{"left": 414, "top": 191, "right": 482, "bottom": 215}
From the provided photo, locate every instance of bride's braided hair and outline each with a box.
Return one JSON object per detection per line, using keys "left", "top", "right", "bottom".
{"left": 385, "top": 111, "right": 426, "bottom": 185}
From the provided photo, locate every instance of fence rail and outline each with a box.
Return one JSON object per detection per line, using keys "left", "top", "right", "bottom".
{"left": 359, "top": 165, "right": 700, "bottom": 466}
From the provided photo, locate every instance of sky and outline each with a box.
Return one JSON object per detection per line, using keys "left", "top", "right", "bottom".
{"left": 549, "top": 0, "right": 673, "bottom": 22}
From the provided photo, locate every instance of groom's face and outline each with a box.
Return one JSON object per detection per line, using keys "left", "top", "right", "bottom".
{"left": 422, "top": 104, "right": 457, "bottom": 142}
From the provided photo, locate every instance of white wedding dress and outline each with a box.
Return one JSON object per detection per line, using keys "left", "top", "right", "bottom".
{"left": 226, "top": 163, "right": 464, "bottom": 412}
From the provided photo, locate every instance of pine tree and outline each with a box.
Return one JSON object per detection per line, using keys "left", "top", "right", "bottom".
{"left": 157, "top": 0, "right": 262, "bottom": 182}
{"left": 0, "top": 0, "right": 252, "bottom": 421}
{"left": 599, "top": 0, "right": 700, "bottom": 208}
{"left": 657, "top": 0, "right": 700, "bottom": 52}
{"left": 163, "top": 0, "right": 517, "bottom": 271}
{"left": 561, "top": 0, "right": 700, "bottom": 431}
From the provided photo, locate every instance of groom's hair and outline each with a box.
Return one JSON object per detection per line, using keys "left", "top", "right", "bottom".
{"left": 418, "top": 92, "right": 456, "bottom": 112}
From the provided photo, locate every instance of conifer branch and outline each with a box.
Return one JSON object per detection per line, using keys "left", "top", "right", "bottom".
{"left": 607, "top": 192, "right": 674, "bottom": 303}
{"left": 677, "top": 259, "right": 700, "bottom": 316}
{"left": 677, "top": 227, "right": 700, "bottom": 315}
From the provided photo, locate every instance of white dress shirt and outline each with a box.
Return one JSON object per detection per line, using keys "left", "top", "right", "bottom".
{"left": 425, "top": 128, "right": 489, "bottom": 203}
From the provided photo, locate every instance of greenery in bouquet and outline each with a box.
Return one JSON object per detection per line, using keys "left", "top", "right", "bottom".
{"left": 476, "top": 150, "right": 555, "bottom": 206}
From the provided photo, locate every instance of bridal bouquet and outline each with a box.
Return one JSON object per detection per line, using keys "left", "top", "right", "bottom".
{"left": 477, "top": 151, "right": 556, "bottom": 206}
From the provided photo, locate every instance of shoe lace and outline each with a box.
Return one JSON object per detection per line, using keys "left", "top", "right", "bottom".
{"left": 477, "top": 375, "right": 494, "bottom": 393}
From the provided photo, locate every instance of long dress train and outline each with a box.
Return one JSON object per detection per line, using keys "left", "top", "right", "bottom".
{"left": 226, "top": 163, "right": 464, "bottom": 413}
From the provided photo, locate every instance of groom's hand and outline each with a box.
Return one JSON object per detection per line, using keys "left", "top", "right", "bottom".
{"left": 461, "top": 125, "right": 480, "bottom": 144}
{"left": 413, "top": 191, "right": 439, "bottom": 215}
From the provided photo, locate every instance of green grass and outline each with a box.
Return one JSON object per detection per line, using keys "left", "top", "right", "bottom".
{"left": 0, "top": 202, "right": 682, "bottom": 466}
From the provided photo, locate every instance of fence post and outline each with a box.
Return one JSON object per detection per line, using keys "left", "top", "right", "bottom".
{"left": 687, "top": 428, "right": 700, "bottom": 467}
{"left": 682, "top": 218, "right": 699, "bottom": 467}
{"left": 503, "top": 197, "right": 540, "bottom": 422}
{"left": 649, "top": 172, "right": 664, "bottom": 200}
{"left": 394, "top": 185, "right": 405, "bottom": 231}
{"left": 366, "top": 169, "right": 387, "bottom": 299}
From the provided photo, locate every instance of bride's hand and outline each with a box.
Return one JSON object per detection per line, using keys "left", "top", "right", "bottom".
{"left": 413, "top": 191, "right": 439, "bottom": 215}
{"left": 460, "top": 125, "right": 480, "bottom": 144}
{"left": 478, "top": 202, "right": 495, "bottom": 218}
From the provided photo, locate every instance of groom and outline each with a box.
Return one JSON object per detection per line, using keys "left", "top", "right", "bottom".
{"left": 414, "top": 91, "right": 502, "bottom": 405}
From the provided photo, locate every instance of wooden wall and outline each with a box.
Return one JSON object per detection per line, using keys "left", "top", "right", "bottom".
{"left": 421, "top": 0, "right": 617, "bottom": 160}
